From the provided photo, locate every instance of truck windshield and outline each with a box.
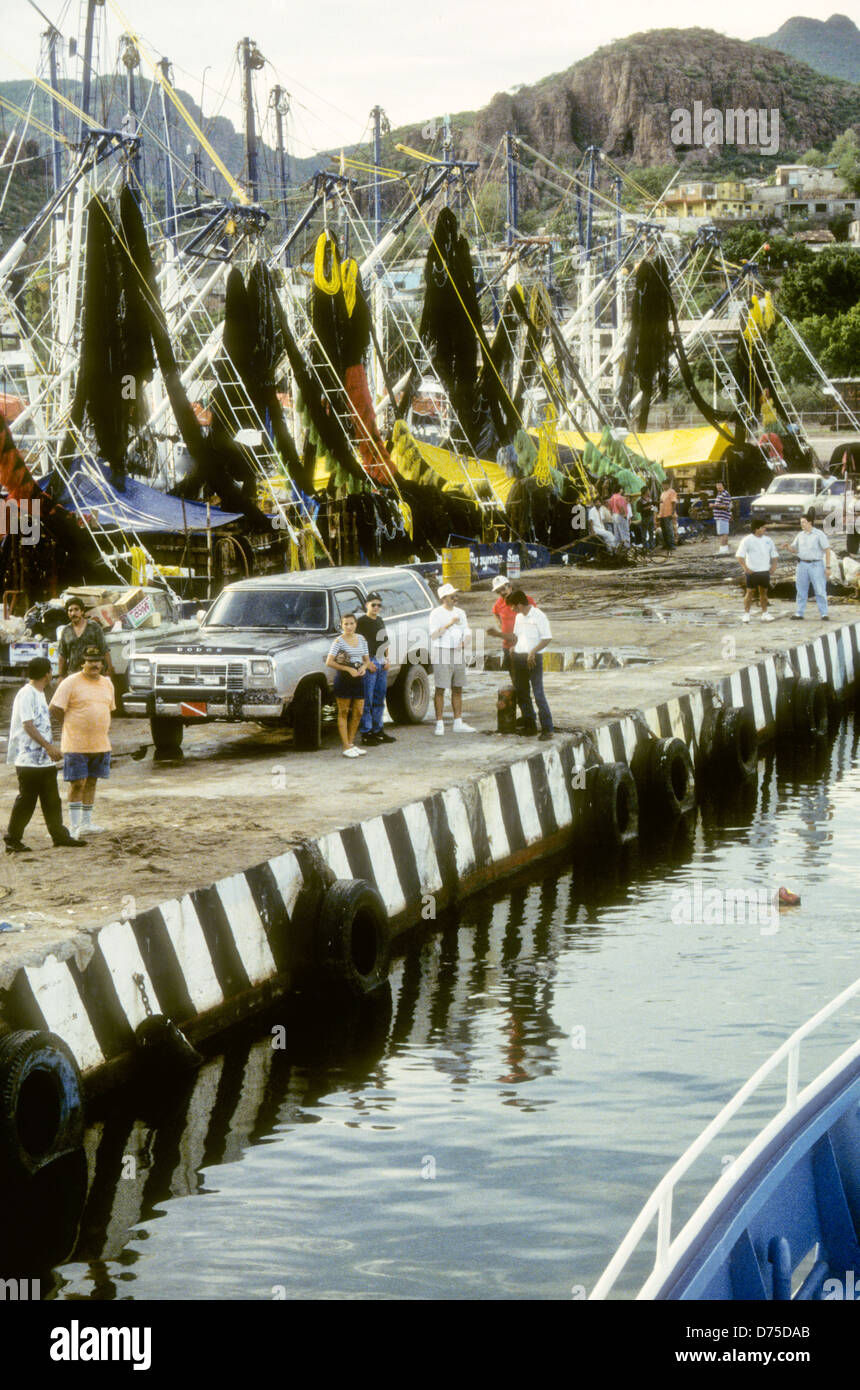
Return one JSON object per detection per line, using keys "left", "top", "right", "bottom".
{"left": 204, "top": 589, "right": 329, "bottom": 629}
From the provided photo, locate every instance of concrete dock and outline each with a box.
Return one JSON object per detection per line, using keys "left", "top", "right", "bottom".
{"left": 0, "top": 548, "right": 857, "bottom": 1089}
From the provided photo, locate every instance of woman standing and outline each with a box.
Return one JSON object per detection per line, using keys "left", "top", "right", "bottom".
{"left": 326, "top": 613, "right": 371, "bottom": 757}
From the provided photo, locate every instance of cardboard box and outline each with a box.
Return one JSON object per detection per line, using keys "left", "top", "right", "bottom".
{"left": 111, "top": 588, "right": 147, "bottom": 619}
{"left": 125, "top": 594, "right": 156, "bottom": 629}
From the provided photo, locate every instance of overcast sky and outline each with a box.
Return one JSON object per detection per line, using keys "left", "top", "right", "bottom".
{"left": 1, "top": 1, "right": 851, "bottom": 155}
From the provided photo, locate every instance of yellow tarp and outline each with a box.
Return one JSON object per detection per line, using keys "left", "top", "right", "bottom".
{"left": 414, "top": 440, "right": 517, "bottom": 506}
{"left": 553, "top": 425, "right": 731, "bottom": 470}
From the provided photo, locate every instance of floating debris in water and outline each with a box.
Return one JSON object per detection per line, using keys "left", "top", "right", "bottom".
{"left": 777, "top": 887, "right": 802, "bottom": 907}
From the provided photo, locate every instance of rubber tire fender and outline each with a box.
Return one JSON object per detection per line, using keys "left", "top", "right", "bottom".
{"left": 292, "top": 681, "right": 323, "bottom": 751}
{"left": 317, "top": 879, "right": 391, "bottom": 998}
{"left": 647, "top": 737, "right": 696, "bottom": 816}
{"left": 713, "top": 707, "right": 758, "bottom": 779}
{"left": 0, "top": 1030, "right": 84, "bottom": 1179}
{"left": 588, "top": 762, "right": 639, "bottom": 847}
{"left": 793, "top": 677, "right": 828, "bottom": 740}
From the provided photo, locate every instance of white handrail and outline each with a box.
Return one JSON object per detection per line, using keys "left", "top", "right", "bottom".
{"left": 590, "top": 975, "right": 860, "bottom": 1300}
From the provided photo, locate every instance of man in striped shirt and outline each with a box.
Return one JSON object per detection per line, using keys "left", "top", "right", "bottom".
{"left": 711, "top": 484, "right": 732, "bottom": 556}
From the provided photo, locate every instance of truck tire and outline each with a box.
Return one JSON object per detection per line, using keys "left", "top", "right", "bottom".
{"left": 150, "top": 715, "right": 184, "bottom": 752}
{"left": 292, "top": 682, "right": 323, "bottom": 751}
{"left": 386, "top": 663, "right": 430, "bottom": 724}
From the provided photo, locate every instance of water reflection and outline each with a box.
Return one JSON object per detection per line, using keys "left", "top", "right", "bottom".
{"left": 7, "top": 710, "right": 860, "bottom": 1300}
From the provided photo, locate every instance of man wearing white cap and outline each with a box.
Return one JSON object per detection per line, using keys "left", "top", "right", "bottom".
{"left": 429, "top": 584, "right": 475, "bottom": 735}
{"left": 489, "top": 576, "right": 536, "bottom": 674}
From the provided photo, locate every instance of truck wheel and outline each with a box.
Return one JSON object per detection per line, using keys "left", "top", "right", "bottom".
{"left": 386, "top": 664, "right": 430, "bottom": 724}
{"left": 150, "top": 715, "right": 184, "bottom": 752}
{"left": 293, "top": 683, "right": 323, "bottom": 751}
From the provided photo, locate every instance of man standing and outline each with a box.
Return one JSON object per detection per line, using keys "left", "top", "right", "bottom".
{"left": 736, "top": 521, "right": 778, "bottom": 623}
{"left": 637, "top": 483, "right": 656, "bottom": 550}
{"left": 57, "top": 597, "right": 112, "bottom": 677}
{"left": 711, "top": 483, "right": 732, "bottom": 556}
{"left": 501, "top": 590, "right": 554, "bottom": 740}
{"left": 790, "top": 509, "right": 832, "bottom": 621}
{"left": 356, "top": 591, "right": 396, "bottom": 747}
{"left": 658, "top": 480, "right": 678, "bottom": 550}
{"left": 429, "top": 583, "right": 475, "bottom": 736}
{"left": 4, "top": 657, "right": 83, "bottom": 853}
{"left": 50, "top": 646, "right": 115, "bottom": 838}
{"left": 489, "top": 576, "right": 535, "bottom": 672}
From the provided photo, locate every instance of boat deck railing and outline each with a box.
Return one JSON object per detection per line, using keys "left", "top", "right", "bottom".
{"left": 590, "top": 975, "right": 860, "bottom": 1300}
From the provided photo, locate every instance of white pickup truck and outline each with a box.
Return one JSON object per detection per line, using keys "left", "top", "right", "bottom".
{"left": 122, "top": 567, "right": 437, "bottom": 752}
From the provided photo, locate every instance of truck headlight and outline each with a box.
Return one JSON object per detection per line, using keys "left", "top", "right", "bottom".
{"left": 248, "top": 659, "right": 273, "bottom": 689}
{"left": 128, "top": 660, "right": 152, "bottom": 688}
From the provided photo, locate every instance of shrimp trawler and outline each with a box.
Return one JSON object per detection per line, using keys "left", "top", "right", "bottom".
{"left": 2, "top": 0, "right": 859, "bottom": 632}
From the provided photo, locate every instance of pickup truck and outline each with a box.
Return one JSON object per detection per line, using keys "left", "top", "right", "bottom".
{"left": 122, "top": 567, "right": 437, "bottom": 752}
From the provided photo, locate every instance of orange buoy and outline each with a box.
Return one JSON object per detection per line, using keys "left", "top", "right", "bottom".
{"left": 777, "top": 886, "right": 801, "bottom": 907}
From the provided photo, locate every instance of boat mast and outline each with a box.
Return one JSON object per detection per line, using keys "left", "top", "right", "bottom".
{"left": 120, "top": 35, "right": 143, "bottom": 191}
{"left": 158, "top": 58, "right": 179, "bottom": 247}
{"left": 78, "top": 0, "right": 103, "bottom": 138}
{"left": 505, "top": 130, "right": 518, "bottom": 248}
{"left": 240, "top": 37, "right": 264, "bottom": 203}
{"left": 270, "top": 85, "right": 291, "bottom": 255}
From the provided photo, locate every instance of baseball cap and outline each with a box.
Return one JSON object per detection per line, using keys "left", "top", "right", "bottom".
{"left": 82, "top": 646, "right": 103, "bottom": 661}
{"left": 365, "top": 591, "right": 382, "bottom": 602}
{"left": 491, "top": 576, "right": 510, "bottom": 592}
{"left": 437, "top": 583, "right": 457, "bottom": 599}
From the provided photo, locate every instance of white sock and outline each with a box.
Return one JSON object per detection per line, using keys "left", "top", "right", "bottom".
{"left": 435, "top": 720, "right": 444, "bottom": 733}
{"left": 453, "top": 718, "right": 463, "bottom": 730}
{"left": 69, "top": 802, "right": 82, "bottom": 835}
{"left": 81, "top": 805, "right": 93, "bottom": 830}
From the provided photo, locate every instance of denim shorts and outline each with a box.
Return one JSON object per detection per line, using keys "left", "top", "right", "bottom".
{"left": 63, "top": 751, "right": 111, "bottom": 781}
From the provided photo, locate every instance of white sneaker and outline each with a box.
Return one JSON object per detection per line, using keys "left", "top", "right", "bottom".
{"left": 354, "top": 745, "right": 368, "bottom": 755}
{"left": 761, "top": 612, "right": 774, "bottom": 622}
{"left": 434, "top": 721, "right": 444, "bottom": 736}
{"left": 741, "top": 613, "right": 751, "bottom": 623}
{"left": 82, "top": 824, "right": 106, "bottom": 833}
{"left": 343, "top": 746, "right": 360, "bottom": 758}
{"left": 453, "top": 721, "right": 476, "bottom": 733}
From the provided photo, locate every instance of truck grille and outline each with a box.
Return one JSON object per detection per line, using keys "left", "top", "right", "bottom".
{"left": 156, "top": 662, "right": 238, "bottom": 690}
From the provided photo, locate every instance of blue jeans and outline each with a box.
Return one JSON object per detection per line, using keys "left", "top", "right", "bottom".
{"left": 359, "top": 663, "right": 388, "bottom": 733}
{"left": 795, "top": 560, "right": 828, "bottom": 617}
{"left": 511, "top": 653, "right": 553, "bottom": 733}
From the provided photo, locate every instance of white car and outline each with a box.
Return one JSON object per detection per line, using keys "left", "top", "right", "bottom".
{"left": 749, "top": 473, "right": 846, "bottom": 528}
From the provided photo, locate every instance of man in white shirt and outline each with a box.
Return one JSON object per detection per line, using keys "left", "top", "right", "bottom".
{"left": 429, "top": 583, "right": 475, "bottom": 735}
{"left": 4, "top": 656, "right": 83, "bottom": 853}
{"left": 504, "top": 590, "right": 554, "bottom": 740}
{"left": 789, "top": 509, "right": 832, "bottom": 620}
{"left": 735, "top": 521, "right": 779, "bottom": 623}
{"left": 586, "top": 501, "right": 617, "bottom": 551}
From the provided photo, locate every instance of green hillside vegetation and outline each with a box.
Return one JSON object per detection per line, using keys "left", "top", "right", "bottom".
{"left": 755, "top": 14, "right": 860, "bottom": 86}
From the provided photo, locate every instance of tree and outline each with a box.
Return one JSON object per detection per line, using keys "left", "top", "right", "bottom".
{"left": 801, "top": 148, "right": 827, "bottom": 167}
{"left": 828, "top": 128, "right": 860, "bottom": 196}
{"left": 778, "top": 248, "right": 860, "bottom": 320}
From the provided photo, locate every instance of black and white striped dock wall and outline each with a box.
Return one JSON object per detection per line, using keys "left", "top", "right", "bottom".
{"left": 1, "top": 621, "right": 858, "bottom": 1085}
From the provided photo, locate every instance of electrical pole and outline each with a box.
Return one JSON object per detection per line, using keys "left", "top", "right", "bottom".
{"left": 240, "top": 38, "right": 265, "bottom": 203}
{"left": 371, "top": 104, "right": 384, "bottom": 244}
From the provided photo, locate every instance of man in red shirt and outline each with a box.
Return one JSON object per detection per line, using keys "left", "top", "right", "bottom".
{"left": 489, "top": 576, "right": 535, "bottom": 672}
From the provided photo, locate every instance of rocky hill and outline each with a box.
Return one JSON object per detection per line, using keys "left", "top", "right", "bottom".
{"left": 755, "top": 14, "right": 860, "bottom": 85}
{"left": 390, "top": 27, "right": 860, "bottom": 173}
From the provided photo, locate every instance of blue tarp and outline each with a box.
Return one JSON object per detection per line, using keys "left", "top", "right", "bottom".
{"left": 47, "top": 462, "right": 243, "bottom": 533}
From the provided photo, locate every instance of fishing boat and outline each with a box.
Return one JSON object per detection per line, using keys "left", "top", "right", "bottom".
{"left": 591, "top": 976, "right": 860, "bottom": 1300}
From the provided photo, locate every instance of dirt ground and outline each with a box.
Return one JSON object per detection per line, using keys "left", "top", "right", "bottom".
{"left": 1, "top": 539, "right": 856, "bottom": 971}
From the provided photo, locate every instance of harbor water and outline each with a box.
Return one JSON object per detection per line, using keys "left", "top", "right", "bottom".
{"left": 16, "top": 713, "right": 860, "bottom": 1300}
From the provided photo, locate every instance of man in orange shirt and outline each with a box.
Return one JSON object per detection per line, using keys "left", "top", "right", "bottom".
{"left": 50, "top": 646, "right": 115, "bottom": 839}
{"left": 657, "top": 480, "right": 678, "bottom": 550}
{"left": 488, "top": 576, "right": 535, "bottom": 672}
